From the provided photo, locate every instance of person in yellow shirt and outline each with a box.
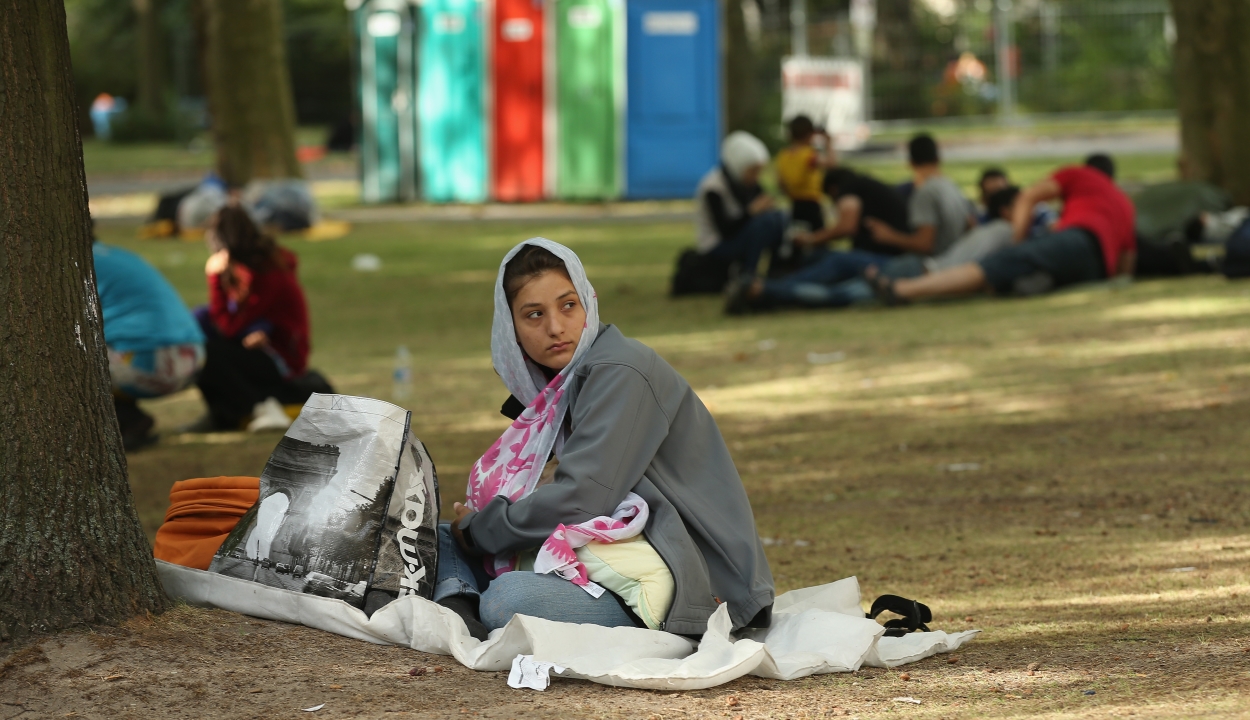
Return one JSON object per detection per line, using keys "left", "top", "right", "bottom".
{"left": 775, "top": 115, "right": 834, "bottom": 231}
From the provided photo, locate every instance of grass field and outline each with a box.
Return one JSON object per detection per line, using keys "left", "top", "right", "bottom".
{"left": 47, "top": 211, "right": 1247, "bottom": 718}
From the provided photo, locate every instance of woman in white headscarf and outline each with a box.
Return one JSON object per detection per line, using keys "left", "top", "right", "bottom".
{"left": 433, "top": 239, "right": 774, "bottom": 641}
{"left": 692, "top": 131, "right": 786, "bottom": 282}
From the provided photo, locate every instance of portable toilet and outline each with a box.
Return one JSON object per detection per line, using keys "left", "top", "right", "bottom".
{"left": 551, "top": 0, "right": 624, "bottom": 199}
{"left": 492, "top": 0, "right": 545, "bottom": 201}
{"left": 418, "top": 0, "right": 488, "bottom": 202}
{"left": 624, "top": 0, "right": 720, "bottom": 198}
{"left": 351, "top": 0, "right": 420, "bottom": 203}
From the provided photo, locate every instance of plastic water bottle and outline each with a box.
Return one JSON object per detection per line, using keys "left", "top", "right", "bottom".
{"left": 393, "top": 345, "right": 412, "bottom": 401}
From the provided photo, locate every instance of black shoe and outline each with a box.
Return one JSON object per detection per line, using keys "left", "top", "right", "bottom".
{"left": 437, "top": 595, "right": 489, "bottom": 641}
{"left": 114, "top": 397, "right": 157, "bottom": 452}
{"left": 724, "top": 277, "right": 751, "bottom": 316}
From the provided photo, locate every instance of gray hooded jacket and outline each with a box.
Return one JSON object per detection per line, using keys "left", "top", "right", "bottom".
{"left": 460, "top": 324, "right": 774, "bottom": 635}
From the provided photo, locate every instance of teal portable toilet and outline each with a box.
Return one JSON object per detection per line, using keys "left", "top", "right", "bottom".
{"left": 419, "top": 0, "right": 488, "bottom": 202}
{"left": 351, "top": 0, "right": 420, "bottom": 203}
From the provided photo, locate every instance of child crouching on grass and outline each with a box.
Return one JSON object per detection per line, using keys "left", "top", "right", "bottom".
{"left": 431, "top": 239, "right": 774, "bottom": 639}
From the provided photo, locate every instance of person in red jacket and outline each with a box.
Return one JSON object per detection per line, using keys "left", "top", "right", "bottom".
{"left": 192, "top": 204, "right": 332, "bottom": 432}
{"left": 873, "top": 154, "right": 1137, "bottom": 302}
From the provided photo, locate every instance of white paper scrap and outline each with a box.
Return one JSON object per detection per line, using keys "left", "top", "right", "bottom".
{"left": 508, "top": 654, "right": 565, "bottom": 691}
{"left": 301, "top": 704, "right": 326, "bottom": 712}
{"left": 892, "top": 697, "right": 922, "bottom": 704}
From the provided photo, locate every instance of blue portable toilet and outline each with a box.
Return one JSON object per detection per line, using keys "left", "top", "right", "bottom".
{"left": 624, "top": 0, "right": 720, "bottom": 199}
{"left": 418, "top": 0, "right": 488, "bottom": 202}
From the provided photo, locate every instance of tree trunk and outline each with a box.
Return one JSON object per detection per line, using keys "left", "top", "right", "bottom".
{"left": 203, "top": 0, "right": 303, "bottom": 186}
{"left": 724, "top": 0, "right": 758, "bottom": 135}
{"left": 134, "top": 0, "right": 167, "bottom": 118}
{"left": 1170, "top": 0, "right": 1250, "bottom": 205}
{"left": 0, "top": 2, "right": 170, "bottom": 642}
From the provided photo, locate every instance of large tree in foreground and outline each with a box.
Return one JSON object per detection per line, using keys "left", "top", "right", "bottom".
{"left": 0, "top": 2, "right": 168, "bottom": 641}
{"left": 1169, "top": 0, "right": 1250, "bottom": 205}
{"left": 203, "top": 0, "right": 303, "bottom": 186}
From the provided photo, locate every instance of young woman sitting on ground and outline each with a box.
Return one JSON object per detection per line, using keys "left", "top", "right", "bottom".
{"left": 434, "top": 240, "right": 774, "bottom": 640}
{"left": 191, "top": 204, "right": 332, "bottom": 432}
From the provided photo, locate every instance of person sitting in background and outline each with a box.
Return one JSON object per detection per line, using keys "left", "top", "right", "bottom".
{"left": 775, "top": 115, "right": 833, "bottom": 232}
{"left": 874, "top": 154, "right": 1136, "bottom": 304}
{"left": 695, "top": 131, "right": 785, "bottom": 281}
{"left": 725, "top": 167, "right": 910, "bottom": 313}
{"left": 94, "top": 235, "right": 206, "bottom": 450}
{"left": 977, "top": 167, "right": 1056, "bottom": 236}
{"left": 190, "top": 204, "right": 332, "bottom": 432}
{"left": 864, "top": 133, "right": 974, "bottom": 257}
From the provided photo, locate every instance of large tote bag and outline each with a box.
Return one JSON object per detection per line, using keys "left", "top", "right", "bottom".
{"left": 209, "top": 395, "right": 440, "bottom": 612}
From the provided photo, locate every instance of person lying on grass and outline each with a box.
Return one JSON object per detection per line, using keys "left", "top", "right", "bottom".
{"left": 872, "top": 153, "right": 1137, "bottom": 304}
{"left": 433, "top": 240, "right": 775, "bottom": 640}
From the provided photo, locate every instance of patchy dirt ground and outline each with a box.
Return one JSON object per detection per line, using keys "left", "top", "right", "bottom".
{"left": 4, "top": 228, "right": 1250, "bottom": 717}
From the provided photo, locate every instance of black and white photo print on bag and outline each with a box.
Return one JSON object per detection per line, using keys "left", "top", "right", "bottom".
{"left": 208, "top": 395, "right": 439, "bottom": 612}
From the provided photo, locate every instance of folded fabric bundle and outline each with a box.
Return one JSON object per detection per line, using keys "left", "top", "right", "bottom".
{"left": 153, "top": 477, "right": 261, "bottom": 570}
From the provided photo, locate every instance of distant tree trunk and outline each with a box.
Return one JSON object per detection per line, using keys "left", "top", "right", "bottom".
{"left": 1169, "top": 0, "right": 1250, "bottom": 205}
{"left": 0, "top": 2, "right": 169, "bottom": 642}
{"left": 134, "top": 0, "right": 167, "bottom": 118}
{"left": 725, "top": 0, "right": 760, "bottom": 135}
{"left": 203, "top": 0, "right": 302, "bottom": 186}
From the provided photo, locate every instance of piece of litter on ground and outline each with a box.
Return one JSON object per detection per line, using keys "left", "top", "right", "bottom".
{"left": 757, "top": 339, "right": 778, "bottom": 351}
{"left": 793, "top": 539, "right": 811, "bottom": 547}
{"left": 1167, "top": 567, "right": 1197, "bottom": 573}
{"left": 942, "top": 463, "right": 981, "bottom": 472}
{"left": 760, "top": 537, "right": 779, "bottom": 546}
{"left": 508, "top": 654, "right": 565, "bottom": 691}
{"left": 351, "top": 253, "right": 382, "bottom": 272}
{"left": 1083, "top": 690, "right": 1096, "bottom": 696}
{"left": 892, "top": 697, "right": 922, "bottom": 704}
{"left": 807, "top": 351, "right": 846, "bottom": 364}
{"left": 302, "top": 704, "right": 325, "bottom": 712}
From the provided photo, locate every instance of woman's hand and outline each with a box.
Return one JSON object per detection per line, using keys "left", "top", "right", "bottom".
{"left": 205, "top": 249, "right": 230, "bottom": 276}
{"left": 242, "top": 330, "right": 270, "bottom": 350}
{"left": 748, "top": 194, "right": 774, "bottom": 215}
{"left": 450, "top": 502, "right": 475, "bottom": 554}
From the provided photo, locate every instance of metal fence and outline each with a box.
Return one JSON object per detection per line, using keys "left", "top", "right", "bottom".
{"left": 731, "top": 0, "right": 1176, "bottom": 140}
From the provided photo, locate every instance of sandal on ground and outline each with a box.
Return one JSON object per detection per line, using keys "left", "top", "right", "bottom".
{"left": 867, "top": 594, "right": 933, "bottom": 637}
{"left": 870, "top": 273, "right": 908, "bottom": 307}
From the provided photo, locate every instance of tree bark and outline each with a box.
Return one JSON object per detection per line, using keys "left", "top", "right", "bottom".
{"left": 203, "top": 0, "right": 303, "bottom": 186}
{"left": 0, "top": 2, "right": 170, "bottom": 641}
{"left": 134, "top": 0, "right": 167, "bottom": 118}
{"left": 1170, "top": 0, "right": 1250, "bottom": 205}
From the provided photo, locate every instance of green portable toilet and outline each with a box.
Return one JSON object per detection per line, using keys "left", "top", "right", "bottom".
{"left": 350, "top": 0, "right": 420, "bottom": 203}
{"left": 419, "top": 0, "right": 488, "bottom": 202}
{"left": 552, "top": 0, "right": 624, "bottom": 199}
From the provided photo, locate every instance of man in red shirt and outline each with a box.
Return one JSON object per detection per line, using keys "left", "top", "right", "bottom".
{"left": 875, "top": 154, "right": 1136, "bottom": 302}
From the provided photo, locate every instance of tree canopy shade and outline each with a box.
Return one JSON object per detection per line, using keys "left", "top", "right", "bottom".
{"left": 0, "top": 2, "right": 168, "bottom": 641}
{"left": 204, "top": 0, "right": 303, "bottom": 186}
{"left": 1170, "top": 0, "right": 1250, "bottom": 205}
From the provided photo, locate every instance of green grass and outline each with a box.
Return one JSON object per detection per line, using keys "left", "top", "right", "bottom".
{"left": 95, "top": 187, "right": 1250, "bottom": 715}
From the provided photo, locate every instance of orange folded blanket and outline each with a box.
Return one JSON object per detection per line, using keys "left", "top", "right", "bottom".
{"left": 153, "top": 476, "right": 260, "bottom": 570}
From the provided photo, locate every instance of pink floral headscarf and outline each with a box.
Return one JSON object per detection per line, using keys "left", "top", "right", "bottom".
{"left": 464, "top": 239, "right": 648, "bottom": 589}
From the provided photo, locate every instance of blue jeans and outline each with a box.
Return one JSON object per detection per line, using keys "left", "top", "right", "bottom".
{"left": 433, "top": 525, "right": 639, "bottom": 631}
{"left": 707, "top": 210, "right": 787, "bottom": 279}
{"left": 761, "top": 250, "right": 889, "bottom": 308}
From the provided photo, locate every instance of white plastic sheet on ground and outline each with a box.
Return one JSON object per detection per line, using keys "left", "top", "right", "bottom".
{"left": 157, "top": 560, "right": 977, "bottom": 690}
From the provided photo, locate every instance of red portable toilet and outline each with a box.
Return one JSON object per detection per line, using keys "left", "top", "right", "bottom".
{"left": 492, "top": 0, "right": 545, "bottom": 201}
